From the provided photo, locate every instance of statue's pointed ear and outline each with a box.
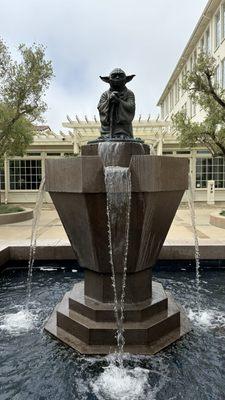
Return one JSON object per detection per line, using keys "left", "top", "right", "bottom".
{"left": 126, "top": 75, "right": 136, "bottom": 82}
{"left": 100, "top": 76, "right": 110, "bottom": 83}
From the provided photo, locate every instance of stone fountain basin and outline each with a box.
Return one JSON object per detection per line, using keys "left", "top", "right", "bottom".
{"left": 45, "top": 155, "right": 188, "bottom": 275}
{"left": 44, "top": 152, "right": 190, "bottom": 355}
{"left": 45, "top": 155, "right": 188, "bottom": 193}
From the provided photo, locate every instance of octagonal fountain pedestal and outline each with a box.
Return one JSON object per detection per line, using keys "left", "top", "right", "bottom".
{"left": 44, "top": 142, "right": 191, "bottom": 355}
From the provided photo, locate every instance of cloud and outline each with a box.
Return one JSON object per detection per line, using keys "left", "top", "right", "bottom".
{"left": 1, "top": 0, "right": 207, "bottom": 131}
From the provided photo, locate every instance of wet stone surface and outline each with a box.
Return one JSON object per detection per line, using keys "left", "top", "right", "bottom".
{"left": 0, "top": 266, "right": 225, "bottom": 400}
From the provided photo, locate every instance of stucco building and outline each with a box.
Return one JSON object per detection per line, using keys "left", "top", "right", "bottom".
{"left": 157, "top": 0, "right": 225, "bottom": 202}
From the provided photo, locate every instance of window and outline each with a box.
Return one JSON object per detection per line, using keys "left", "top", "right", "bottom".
{"left": 181, "top": 66, "right": 187, "bottom": 95}
{"left": 197, "top": 150, "right": 210, "bottom": 154}
{"left": 26, "top": 152, "right": 41, "bottom": 156}
{"left": 161, "top": 103, "right": 165, "bottom": 119}
{"left": 222, "top": 3, "right": 225, "bottom": 39}
{"left": 175, "top": 79, "right": 180, "bottom": 103}
{"left": 64, "top": 153, "right": 75, "bottom": 157}
{"left": 193, "top": 50, "right": 197, "bottom": 64}
{"left": 205, "top": 28, "right": 211, "bottom": 53}
{"left": 165, "top": 97, "right": 169, "bottom": 117}
{"left": 196, "top": 157, "right": 225, "bottom": 188}
{"left": 46, "top": 153, "right": 61, "bottom": 156}
{"left": 190, "top": 56, "right": 194, "bottom": 72}
{"left": 190, "top": 51, "right": 197, "bottom": 72}
{"left": 222, "top": 58, "right": 225, "bottom": 88}
{"left": 9, "top": 159, "right": 42, "bottom": 190}
{"left": 214, "top": 65, "right": 220, "bottom": 84}
{"left": 193, "top": 101, "right": 197, "bottom": 116}
{"left": 190, "top": 99, "right": 196, "bottom": 118}
{"left": 169, "top": 88, "right": 174, "bottom": 111}
{"left": 182, "top": 102, "right": 187, "bottom": 115}
{"left": 215, "top": 11, "right": 221, "bottom": 49}
{"left": 200, "top": 37, "right": 205, "bottom": 52}
{"left": 0, "top": 161, "right": 5, "bottom": 190}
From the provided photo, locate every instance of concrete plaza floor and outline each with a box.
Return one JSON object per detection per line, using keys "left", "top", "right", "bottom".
{"left": 0, "top": 202, "right": 225, "bottom": 247}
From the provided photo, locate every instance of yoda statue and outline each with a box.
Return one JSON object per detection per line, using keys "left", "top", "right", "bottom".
{"left": 98, "top": 68, "right": 136, "bottom": 139}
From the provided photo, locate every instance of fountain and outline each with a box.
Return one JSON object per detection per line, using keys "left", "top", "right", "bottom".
{"left": 44, "top": 69, "right": 190, "bottom": 355}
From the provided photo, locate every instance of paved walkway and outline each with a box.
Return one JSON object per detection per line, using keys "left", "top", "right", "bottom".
{"left": 0, "top": 203, "right": 225, "bottom": 247}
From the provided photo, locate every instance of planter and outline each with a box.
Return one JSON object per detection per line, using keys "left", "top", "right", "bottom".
{"left": 210, "top": 212, "right": 225, "bottom": 229}
{"left": 0, "top": 208, "right": 33, "bottom": 225}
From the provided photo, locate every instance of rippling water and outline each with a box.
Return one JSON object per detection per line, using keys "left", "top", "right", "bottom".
{"left": 0, "top": 266, "right": 225, "bottom": 400}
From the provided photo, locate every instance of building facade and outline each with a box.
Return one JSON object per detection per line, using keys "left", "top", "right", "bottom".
{"left": 157, "top": 0, "right": 225, "bottom": 202}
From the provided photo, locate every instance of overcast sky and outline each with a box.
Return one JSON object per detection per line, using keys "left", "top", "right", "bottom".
{"left": 1, "top": 0, "right": 207, "bottom": 131}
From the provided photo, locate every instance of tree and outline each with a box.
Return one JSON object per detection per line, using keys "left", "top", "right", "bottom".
{"left": 172, "top": 52, "right": 225, "bottom": 156}
{"left": 0, "top": 39, "right": 53, "bottom": 158}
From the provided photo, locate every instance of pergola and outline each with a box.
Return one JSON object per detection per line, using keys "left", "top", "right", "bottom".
{"left": 62, "top": 116, "right": 174, "bottom": 154}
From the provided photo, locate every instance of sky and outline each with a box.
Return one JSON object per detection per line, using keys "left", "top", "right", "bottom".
{"left": 1, "top": 0, "right": 207, "bottom": 132}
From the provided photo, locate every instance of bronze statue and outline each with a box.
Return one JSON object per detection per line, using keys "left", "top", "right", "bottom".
{"left": 98, "top": 68, "right": 135, "bottom": 139}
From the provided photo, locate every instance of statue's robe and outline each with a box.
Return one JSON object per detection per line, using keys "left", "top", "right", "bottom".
{"left": 97, "top": 87, "right": 135, "bottom": 137}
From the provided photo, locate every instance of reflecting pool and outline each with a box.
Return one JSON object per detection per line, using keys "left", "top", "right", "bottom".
{"left": 0, "top": 265, "right": 225, "bottom": 400}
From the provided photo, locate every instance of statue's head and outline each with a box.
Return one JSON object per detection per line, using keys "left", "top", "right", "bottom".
{"left": 100, "top": 68, "right": 135, "bottom": 90}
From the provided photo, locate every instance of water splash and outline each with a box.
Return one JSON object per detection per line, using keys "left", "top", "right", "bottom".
{"left": 26, "top": 177, "right": 45, "bottom": 308}
{"left": 91, "top": 353, "right": 168, "bottom": 400}
{"left": 187, "top": 174, "right": 201, "bottom": 315}
{"left": 91, "top": 364, "right": 150, "bottom": 400}
{"left": 188, "top": 309, "right": 225, "bottom": 332}
{"left": 0, "top": 306, "right": 37, "bottom": 335}
{"left": 189, "top": 309, "right": 213, "bottom": 327}
{"left": 0, "top": 179, "right": 45, "bottom": 335}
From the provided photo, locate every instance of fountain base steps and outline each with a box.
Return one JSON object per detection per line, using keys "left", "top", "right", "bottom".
{"left": 69, "top": 281, "right": 167, "bottom": 322}
{"left": 45, "top": 281, "right": 191, "bottom": 355}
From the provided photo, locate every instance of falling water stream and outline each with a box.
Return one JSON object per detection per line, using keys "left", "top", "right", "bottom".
{"left": 0, "top": 177, "right": 45, "bottom": 334}
{"left": 26, "top": 177, "right": 46, "bottom": 308}
{"left": 104, "top": 166, "right": 131, "bottom": 364}
{"left": 96, "top": 142, "right": 156, "bottom": 398}
{"left": 187, "top": 174, "right": 201, "bottom": 316}
{"left": 187, "top": 176, "right": 216, "bottom": 328}
{"left": 98, "top": 142, "right": 131, "bottom": 364}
